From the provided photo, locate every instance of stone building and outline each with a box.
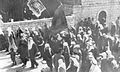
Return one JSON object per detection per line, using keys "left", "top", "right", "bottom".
{"left": 72, "top": 0, "right": 120, "bottom": 26}
{"left": 2, "top": 0, "right": 120, "bottom": 30}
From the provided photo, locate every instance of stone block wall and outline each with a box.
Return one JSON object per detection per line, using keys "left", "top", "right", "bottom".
{"left": 1, "top": 16, "right": 74, "bottom": 31}
{"left": 73, "top": 0, "right": 120, "bottom": 29}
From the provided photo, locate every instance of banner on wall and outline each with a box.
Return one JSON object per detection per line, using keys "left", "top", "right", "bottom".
{"left": 27, "top": 0, "right": 46, "bottom": 17}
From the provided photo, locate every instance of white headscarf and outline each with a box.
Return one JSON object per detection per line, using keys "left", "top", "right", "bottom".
{"left": 7, "top": 27, "right": 13, "bottom": 36}
{"left": 28, "top": 37, "right": 34, "bottom": 50}
{"left": 0, "top": 27, "right": 4, "bottom": 35}
{"left": 58, "top": 59, "right": 66, "bottom": 72}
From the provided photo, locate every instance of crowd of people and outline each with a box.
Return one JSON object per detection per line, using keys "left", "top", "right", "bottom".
{"left": 0, "top": 17, "right": 120, "bottom": 72}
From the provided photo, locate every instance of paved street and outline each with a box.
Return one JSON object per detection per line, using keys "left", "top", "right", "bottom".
{"left": 1, "top": 50, "right": 120, "bottom": 72}
{"left": 0, "top": 50, "right": 48, "bottom": 72}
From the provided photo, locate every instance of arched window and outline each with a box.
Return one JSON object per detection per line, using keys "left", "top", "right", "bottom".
{"left": 98, "top": 11, "right": 107, "bottom": 25}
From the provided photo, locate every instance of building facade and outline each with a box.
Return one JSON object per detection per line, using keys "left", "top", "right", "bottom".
{"left": 73, "top": 0, "right": 120, "bottom": 26}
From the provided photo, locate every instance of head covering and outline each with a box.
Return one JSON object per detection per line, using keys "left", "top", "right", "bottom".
{"left": 77, "top": 34, "right": 82, "bottom": 40}
{"left": 34, "top": 31, "right": 38, "bottom": 35}
{"left": 57, "top": 33, "right": 62, "bottom": 40}
{"left": 28, "top": 37, "right": 33, "bottom": 40}
{"left": 7, "top": 27, "right": 13, "bottom": 36}
{"left": 74, "top": 45, "right": 80, "bottom": 49}
{"left": 28, "top": 37, "right": 34, "bottom": 50}
{"left": 71, "top": 41, "right": 76, "bottom": 45}
{"left": 32, "top": 27, "right": 36, "bottom": 31}
{"left": 25, "top": 27, "right": 28, "bottom": 31}
{"left": 96, "top": 20, "right": 100, "bottom": 24}
{"left": 38, "top": 26, "right": 42, "bottom": 30}
{"left": 0, "top": 27, "right": 4, "bottom": 35}
{"left": 0, "top": 15, "right": 3, "bottom": 19}
{"left": 77, "top": 34, "right": 81, "bottom": 38}
{"left": 45, "top": 43, "right": 50, "bottom": 48}
{"left": 24, "top": 27, "right": 30, "bottom": 35}
{"left": 63, "top": 42, "right": 68, "bottom": 46}
{"left": 88, "top": 52, "right": 94, "bottom": 59}
{"left": 112, "top": 21, "right": 116, "bottom": 26}
{"left": 58, "top": 59, "right": 64, "bottom": 65}
{"left": 73, "top": 44, "right": 81, "bottom": 54}
{"left": 79, "top": 26, "right": 83, "bottom": 33}
{"left": 99, "top": 24, "right": 104, "bottom": 30}
{"left": 7, "top": 27, "right": 12, "bottom": 32}
{"left": 88, "top": 30, "right": 92, "bottom": 36}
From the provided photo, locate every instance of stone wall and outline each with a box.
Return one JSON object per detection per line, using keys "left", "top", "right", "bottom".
{"left": 1, "top": 16, "right": 74, "bottom": 31}
{"left": 73, "top": 0, "right": 120, "bottom": 28}
{"left": 3, "top": 0, "right": 120, "bottom": 31}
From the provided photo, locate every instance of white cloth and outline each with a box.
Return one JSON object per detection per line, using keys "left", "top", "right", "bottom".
{"left": 0, "top": 19, "right": 3, "bottom": 27}
{"left": 0, "top": 27, "right": 4, "bottom": 35}
{"left": 28, "top": 39, "right": 34, "bottom": 50}
{"left": 89, "top": 57, "right": 101, "bottom": 72}
{"left": 89, "top": 63, "right": 102, "bottom": 72}
{"left": 8, "top": 36, "right": 17, "bottom": 52}
{"left": 7, "top": 27, "right": 13, "bottom": 37}
{"left": 58, "top": 59, "right": 66, "bottom": 72}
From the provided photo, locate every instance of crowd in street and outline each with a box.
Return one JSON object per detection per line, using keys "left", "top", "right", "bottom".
{"left": 0, "top": 17, "right": 120, "bottom": 72}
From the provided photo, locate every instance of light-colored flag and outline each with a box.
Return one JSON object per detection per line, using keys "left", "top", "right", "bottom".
{"left": 27, "top": 0, "right": 46, "bottom": 17}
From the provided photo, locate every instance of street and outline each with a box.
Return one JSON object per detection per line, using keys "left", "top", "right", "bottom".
{"left": 0, "top": 50, "right": 48, "bottom": 72}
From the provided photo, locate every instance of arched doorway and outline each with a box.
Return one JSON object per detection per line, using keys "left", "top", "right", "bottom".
{"left": 98, "top": 11, "right": 107, "bottom": 25}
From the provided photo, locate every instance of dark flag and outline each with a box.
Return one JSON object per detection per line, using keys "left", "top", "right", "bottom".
{"left": 50, "top": 4, "right": 68, "bottom": 35}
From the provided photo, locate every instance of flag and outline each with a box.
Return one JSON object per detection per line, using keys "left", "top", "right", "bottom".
{"left": 27, "top": 0, "right": 46, "bottom": 17}
{"left": 27, "top": 0, "right": 61, "bottom": 18}
{"left": 50, "top": 4, "right": 68, "bottom": 35}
